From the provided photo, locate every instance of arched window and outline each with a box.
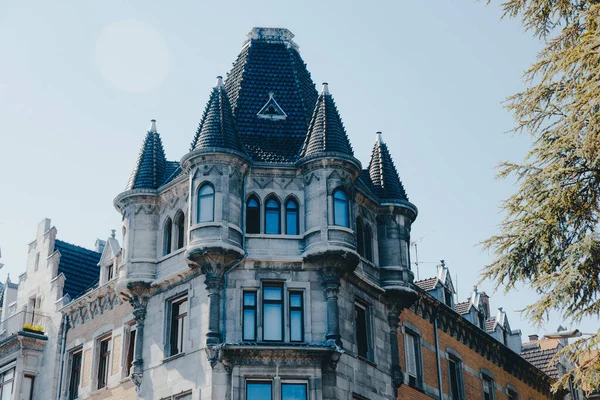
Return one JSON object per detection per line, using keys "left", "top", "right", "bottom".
{"left": 265, "top": 197, "right": 281, "bottom": 234}
{"left": 356, "top": 218, "right": 364, "bottom": 256}
{"left": 364, "top": 225, "right": 373, "bottom": 262}
{"left": 163, "top": 218, "right": 172, "bottom": 256}
{"left": 285, "top": 198, "right": 299, "bottom": 235}
{"left": 197, "top": 184, "right": 215, "bottom": 223}
{"left": 333, "top": 189, "right": 349, "bottom": 227}
{"left": 246, "top": 196, "right": 260, "bottom": 234}
{"left": 174, "top": 211, "right": 185, "bottom": 250}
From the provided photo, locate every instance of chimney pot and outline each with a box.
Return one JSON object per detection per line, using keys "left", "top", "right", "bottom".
{"left": 528, "top": 334, "right": 539, "bottom": 341}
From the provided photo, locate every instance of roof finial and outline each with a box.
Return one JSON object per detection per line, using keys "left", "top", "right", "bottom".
{"left": 440, "top": 259, "right": 446, "bottom": 268}
{"left": 376, "top": 131, "right": 383, "bottom": 143}
{"left": 149, "top": 119, "right": 157, "bottom": 133}
{"left": 498, "top": 307, "right": 504, "bottom": 312}
{"left": 473, "top": 285, "right": 478, "bottom": 292}
{"left": 216, "top": 76, "right": 224, "bottom": 88}
{"left": 111, "top": 229, "right": 116, "bottom": 238}
{"left": 321, "top": 82, "right": 330, "bottom": 95}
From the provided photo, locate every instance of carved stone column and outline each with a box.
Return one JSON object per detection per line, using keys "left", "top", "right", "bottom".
{"left": 205, "top": 274, "right": 222, "bottom": 345}
{"left": 320, "top": 268, "right": 342, "bottom": 347}
{"left": 126, "top": 282, "right": 151, "bottom": 391}
{"left": 387, "top": 310, "right": 403, "bottom": 393}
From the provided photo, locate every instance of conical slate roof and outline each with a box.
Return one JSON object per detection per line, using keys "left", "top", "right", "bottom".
{"left": 299, "top": 83, "right": 354, "bottom": 159}
{"left": 223, "top": 27, "right": 319, "bottom": 163}
{"left": 190, "top": 77, "right": 244, "bottom": 153}
{"left": 368, "top": 133, "right": 408, "bottom": 201}
{"left": 126, "top": 120, "right": 168, "bottom": 190}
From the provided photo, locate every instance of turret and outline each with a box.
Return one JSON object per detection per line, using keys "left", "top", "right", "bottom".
{"left": 114, "top": 120, "right": 167, "bottom": 289}
{"left": 368, "top": 133, "right": 417, "bottom": 304}
{"left": 181, "top": 76, "right": 250, "bottom": 344}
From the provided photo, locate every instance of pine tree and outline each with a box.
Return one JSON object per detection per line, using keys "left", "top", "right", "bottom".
{"left": 483, "top": 0, "right": 600, "bottom": 394}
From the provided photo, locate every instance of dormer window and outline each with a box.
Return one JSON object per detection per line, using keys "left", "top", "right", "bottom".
{"left": 257, "top": 92, "right": 287, "bottom": 120}
{"left": 444, "top": 289, "right": 453, "bottom": 307}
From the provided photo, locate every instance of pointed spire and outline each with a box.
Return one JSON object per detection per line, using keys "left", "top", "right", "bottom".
{"left": 367, "top": 132, "right": 409, "bottom": 201}
{"left": 189, "top": 76, "right": 244, "bottom": 153}
{"left": 126, "top": 120, "right": 167, "bottom": 190}
{"left": 300, "top": 82, "right": 353, "bottom": 158}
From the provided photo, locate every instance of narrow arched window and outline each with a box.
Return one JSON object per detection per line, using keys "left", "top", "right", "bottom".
{"left": 246, "top": 196, "right": 260, "bottom": 234}
{"left": 333, "top": 189, "right": 349, "bottom": 227}
{"left": 364, "top": 225, "right": 373, "bottom": 262}
{"left": 197, "top": 184, "right": 215, "bottom": 223}
{"left": 356, "top": 218, "right": 364, "bottom": 256}
{"left": 285, "top": 199, "right": 299, "bottom": 235}
{"left": 174, "top": 211, "right": 185, "bottom": 250}
{"left": 163, "top": 218, "right": 172, "bottom": 256}
{"left": 265, "top": 198, "right": 281, "bottom": 234}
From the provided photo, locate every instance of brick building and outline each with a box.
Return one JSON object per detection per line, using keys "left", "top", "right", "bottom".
{"left": 0, "top": 27, "right": 575, "bottom": 400}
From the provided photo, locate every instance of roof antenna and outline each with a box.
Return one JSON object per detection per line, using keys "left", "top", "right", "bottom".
{"left": 410, "top": 230, "right": 435, "bottom": 281}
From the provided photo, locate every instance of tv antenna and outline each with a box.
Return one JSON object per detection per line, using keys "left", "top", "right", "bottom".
{"left": 410, "top": 230, "right": 435, "bottom": 281}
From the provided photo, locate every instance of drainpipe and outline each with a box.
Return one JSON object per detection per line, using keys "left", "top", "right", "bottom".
{"left": 221, "top": 173, "right": 247, "bottom": 343}
{"left": 55, "top": 314, "right": 69, "bottom": 400}
{"left": 433, "top": 307, "right": 443, "bottom": 400}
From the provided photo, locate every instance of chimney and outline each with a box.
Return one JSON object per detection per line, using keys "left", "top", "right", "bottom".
{"left": 95, "top": 239, "right": 106, "bottom": 254}
{"left": 528, "top": 334, "right": 539, "bottom": 341}
{"left": 480, "top": 291, "right": 490, "bottom": 317}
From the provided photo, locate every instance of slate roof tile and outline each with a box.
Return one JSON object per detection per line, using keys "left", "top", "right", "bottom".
{"left": 521, "top": 340, "right": 560, "bottom": 379}
{"left": 224, "top": 35, "right": 319, "bottom": 163}
{"left": 299, "top": 86, "right": 354, "bottom": 158}
{"left": 368, "top": 136, "right": 409, "bottom": 201}
{"left": 126, "top": 129, "right": 167, "bottom": 190}
{"left": 54, "top": 240, "right": 101, "bottom": 299}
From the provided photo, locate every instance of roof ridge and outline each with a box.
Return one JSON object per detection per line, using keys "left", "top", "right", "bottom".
{"left": 55, "top": 239, "right": 101, "bottom": 255}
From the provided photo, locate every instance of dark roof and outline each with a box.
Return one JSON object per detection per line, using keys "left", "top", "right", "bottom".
{"left": 54, "top": 240, "right": 101, "bottom": 299}
{"left": 126, "top": 128, "right": 167, "bottom": 190}
{"left": 190, "top": 81, "right": 245, "bottom": 153}
{"left": 368, "top": 136, "right": 409, "bottom": 201}
{"left": 223, "top": 29, "right": 319, "bottom": 162}
{"left": 454, "top": 301, "right": 471, "bottom": 315}
{"left": 521, "top": 340, "right": 561, "bottom": 380}
{"left": 414, "top": 277, "right": 438, "bottom": 291}
{"left": 299, "top": 86, "right": 353, "bottom": 158}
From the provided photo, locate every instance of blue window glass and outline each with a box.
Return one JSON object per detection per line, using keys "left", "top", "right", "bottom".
{"left": 333, "top": 189, "right": 349, "bottom": 227}
{"left": 263, "top": 285, "right": 283, "bottom": 341}
{"left": 282, "top": 383, "right": 307, "bottom": 400}
{"left": 285, "top": 199, "right": 299, "bottom": 235}
{"left": 197, "top": 184, "right": 215, "bottom": 223}
{"left": 289, "top": 292, "right": 304, "bottom": 342}
{"left": 265, "top": 199, "right": 281, "bottom": 234}
{"left": 247, "top": 382, "right": 272, "bottom": 400}
{"left": 243, "top": 292, "right": 256, "bottom": 341}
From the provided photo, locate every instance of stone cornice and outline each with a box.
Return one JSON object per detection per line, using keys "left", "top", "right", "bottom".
{"left": 61, "top": 282, "right": 124, "bottom": 327}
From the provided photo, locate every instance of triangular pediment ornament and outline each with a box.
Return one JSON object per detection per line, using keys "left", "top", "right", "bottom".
{"left": 257, "top": 92, "right": 287, "bottom": 120}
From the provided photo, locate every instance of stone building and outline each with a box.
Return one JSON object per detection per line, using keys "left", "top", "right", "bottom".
{"left": 0, "top": 26, "right": 571, "bottom": 400}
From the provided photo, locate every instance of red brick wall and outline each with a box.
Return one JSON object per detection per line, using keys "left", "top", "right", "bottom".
{"left": 397, "top": 308, "right": 549, "bottom": 400}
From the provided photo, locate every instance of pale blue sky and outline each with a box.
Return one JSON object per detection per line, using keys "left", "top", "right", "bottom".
{"left": 0, "top": 0, "right": 594, "bottom": 336}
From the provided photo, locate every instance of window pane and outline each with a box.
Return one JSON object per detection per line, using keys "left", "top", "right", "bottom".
{"left": 23, "top": 376, "right": 34, "bottom": 400}
{"left": 290, "top": 311, "right": 302, "bottom": 341}
{"left": 244, "top": 292, "right": 256, "bottom": 306}
{"left": 334, "top": 198, "right": 348, "bottom": 227}
{"left": 263, "top": 286, "right": 282, "bottom": 300}
{"left": 282, "top": 383, "right": 307, "bottom": 400}
{"left": 290, "top": 293, "right": 302, "bottom": 307}
{"left": 265, "top": 210, "right": 280, "bottom": 234}
{"left": 263, "top": 304, "right": 282, "bottom": 340}
{"left": 405, "top": 333, "right": 417, "bottom": 376}
{"left": 247, "top": 382, "right": 272, "bottom": 400}
{"left": 286, "top": 210, "right": 298, "bottom": 235}
{"left": 246, "top": 199, "right": 260, "bottom": 234}
{"left": 248, "top": 198, "right": 258, "bottom": 208}
{"left": 199, "top": 195, "right": 214, "bottom": 222}
{"left": 449, "top": 359, "right": 460, "bottom": 399}
{"left": 243, "top": 310, "right": 256, "bottom": 340}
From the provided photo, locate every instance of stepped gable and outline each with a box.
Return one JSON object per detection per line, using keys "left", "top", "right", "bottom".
{"left": 368, "top": 132, "right": 409, "bottom": 201}
{"left": 299, "top": 83, "right": 354, "bottom": 158}
{"left": 224, "top": 27, "right": 319, "bottom": 163}
{"left": 190, "top": 77, "right": 244, "bottom": 153}
{"left": 54, "top": 240, "right": 101, "bottom": 299}
{"left": 126, "top": 120, "right": 168, "bottom": 190}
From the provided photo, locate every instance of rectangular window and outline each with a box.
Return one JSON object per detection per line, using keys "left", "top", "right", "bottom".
{"left": 0, "top": 368, "right": 15, "bottom": 400}
{"left": 125, "top": 325, "right": 136, "bottom": 377}
{"left": 97, "top": 336, "right": 112, "bottom": 389}
{"left": 68, "top": 349, "right": 82, "bottom": 399}
{"left": 169, "top": 295, "right": 188, "bottom": 356}
{"left": 106, "top": 264, "right": 114, "bottom": 282}
{"left": 23, "top": 375, "right": 34, "bottom": 400}
{"left": 355, "top": 302, "right": 370, "bottom": 359}
{"left": 247, "top": 381, "right": 272, "bottom": 400}
{"left": 482, "top": 375, "right": 494, "bottom": 400}
{"left": 507, "top": 389, "right": 518, "bottom": 400}
{"left": 405, "top": 330, "right": 422, "bottom": 388}
{"left": 262, "top": 284, "right": 283, "bottom": 341}
{"left": 289, "top": 292, "right": 304, "bottom": 342}
{"left": 282, "top": 383, "right": 307, "bottom": 400}
{"left": 243, "top": 291, "right": 257, "bottom": 341}
{"left": 448, "top": 355, "right": 464, "bottom": 400}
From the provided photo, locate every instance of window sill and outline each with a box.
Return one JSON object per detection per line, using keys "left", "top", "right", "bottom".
{"left": 356, "top": 355, "right": 377, "bottom": 367}
{"left": 119, "top": 376, "right": 132, "bottom": 384}
{"left": 359, "top": 256, "right": 377, "bottom": 268}
{"left": 158, "top": 247, "right": 186, "bottom": 262}
{"left": 245, "top": 234, "right": 303, "bottom": 240}
{"left": 162, "top": 352, "right": 186, "bottom": 364}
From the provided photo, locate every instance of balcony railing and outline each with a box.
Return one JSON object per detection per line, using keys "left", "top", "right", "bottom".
{"left": 0, "top": 310, "right": 49, "bottom": 339}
